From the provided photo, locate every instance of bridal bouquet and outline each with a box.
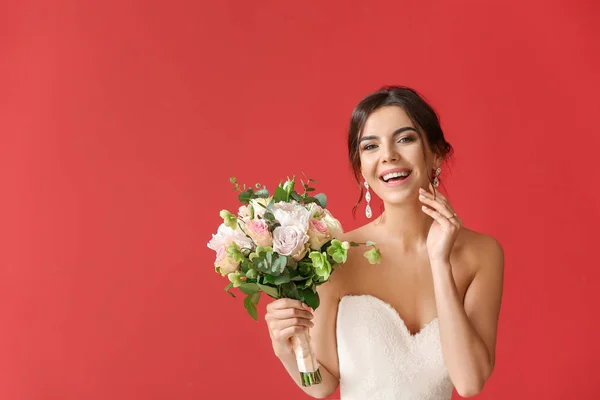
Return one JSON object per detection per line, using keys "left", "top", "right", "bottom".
{"left": 207, "top": 175, "right": 381, "bottom": 387}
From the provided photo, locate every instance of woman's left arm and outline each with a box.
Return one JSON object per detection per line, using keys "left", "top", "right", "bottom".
{"left": 419, "top": 187, "right": 504, "bottom": 397}
{"left": 431, "top": 238, "right": 504, "bottom": 398}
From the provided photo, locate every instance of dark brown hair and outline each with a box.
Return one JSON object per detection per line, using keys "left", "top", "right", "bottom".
{"left": 347, "top": 85, "right": 454, "bottom": 216}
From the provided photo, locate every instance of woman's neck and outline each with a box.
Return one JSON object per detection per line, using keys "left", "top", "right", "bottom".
{"left": 374, "top": 201, "right": 432, "bottom": 250}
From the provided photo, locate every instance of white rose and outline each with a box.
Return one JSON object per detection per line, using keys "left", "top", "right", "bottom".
{"left": 272, "top": 201, "right": 310, "bottom": 232}
{"left": 272, "top": 225, "right": 309, "bottom": 261}
{"left": 207, "top": 223, "right": 253, "bottom": 251}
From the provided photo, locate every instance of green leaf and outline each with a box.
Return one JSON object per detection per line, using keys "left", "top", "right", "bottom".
{"left": 314, "top": 193, "right": 327, "bottom": 208}
{"left": 300, "top": 287, "right": 320, "bottom": 310}
{"left": 280, "top": 282, "right": 300, "bottom": 300}
{"left": 291, "top": 192, "right": 303, "bottom": 202}
{"left": 273, "top": 186, "right": 288, "bottom": 203}
{"left": 239, "top": 283, "right": 259, "bottom": 295}
{"left": 250, "top": 292, "right": 261, "bottom": 305}
{"left": 257, "top": 283, "right": 279, "bottom": 298}
{"left": 366, "top": 241, "right": 376, "bottom": 246}
{"left": 224, "top": 283, "right": 236, "bottom": 298}
{"left": 263, "top": 210, "right": 275, "bottom": 222}
{"left": 244, "top": 295, "right": 258, "bottom": 321}
{"left": 273, "top": 273, "right": 291, "bottom": 285}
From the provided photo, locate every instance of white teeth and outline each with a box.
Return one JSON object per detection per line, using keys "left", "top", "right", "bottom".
{"left": 382, "top": 171, "right": 410, "bottom": 181}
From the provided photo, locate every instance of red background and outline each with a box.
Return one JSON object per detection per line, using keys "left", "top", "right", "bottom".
{"left": 1, "top": 1, "right": 599, "bottom": 399}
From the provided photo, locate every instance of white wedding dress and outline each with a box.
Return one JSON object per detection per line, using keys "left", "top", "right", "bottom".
{"left": 336, "top": 295, "right": 454, "bottom": 400}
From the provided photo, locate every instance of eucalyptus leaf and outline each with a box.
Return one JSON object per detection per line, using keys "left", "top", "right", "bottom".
{"left": 314, "top": 193, "right": 327, "bottom": 208}
{"left": 255, "top": 188, "right": 270, "bottom": 198}
{"left": 238, "top": 188, "right": 255, "bottom": 204}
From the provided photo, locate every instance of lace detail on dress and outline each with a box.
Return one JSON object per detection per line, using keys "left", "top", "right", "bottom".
{"left": 336, "top": 295, "right": 454, "bottom": 400}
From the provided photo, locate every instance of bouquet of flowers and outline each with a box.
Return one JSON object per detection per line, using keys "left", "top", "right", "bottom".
{"left": 207, "top": 175, "right": 381, "bottom": 387}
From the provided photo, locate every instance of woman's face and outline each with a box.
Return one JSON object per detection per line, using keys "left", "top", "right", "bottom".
{"left": 359, "top": 106, "right": 438, "bottom": 205}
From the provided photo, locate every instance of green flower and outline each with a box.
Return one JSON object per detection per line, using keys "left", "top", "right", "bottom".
{"left": 327, "top": 239, "right": 349, "bottom": 264}
{"left": 220, "top": 209, "right": 237, "bottom": 229}
{"left": 309, "top": 251, "right": 332, "bottom": 280}
{"left": 245, "top": 268, "right": 258, "bottom": 279}
{"left": 226, "top": 242, "right": 244, "bottom": 263}
{"left": 228, "top": 272, "right": 243, "bottom": 287}
{"left": 364, "top": 246, "right": 382, "bottom": 265}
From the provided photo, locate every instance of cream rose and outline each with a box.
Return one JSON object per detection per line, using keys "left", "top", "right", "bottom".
{"left": 245, "top": 219, "right": 273, "bottom": 247}
{"left": 273, "top": 225, "right": 309, "bottom": 261}
{"left": 214, "top": 245, "right": 240, "bottom": 275}
{"left": 307, "top": 218, "right": 331, "bottom": 250}
{"left": 238, "top": 205, "right": 252, "bottom": 221}
{"left": 322, "top": 209, "right": 344, "bottom": 238}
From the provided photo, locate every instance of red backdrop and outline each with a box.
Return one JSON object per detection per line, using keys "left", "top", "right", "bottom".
{"left": 1, "top": 1, "right": 599, "bottom": 399}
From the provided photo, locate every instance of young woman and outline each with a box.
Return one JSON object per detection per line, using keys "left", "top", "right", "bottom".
{"left": 265, "top": 86, "right": 504, "bottom": 399}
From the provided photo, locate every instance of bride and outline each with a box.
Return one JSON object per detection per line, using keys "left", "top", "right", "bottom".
{"left": 264, "top": 86, "right": 504, "bottom": 399}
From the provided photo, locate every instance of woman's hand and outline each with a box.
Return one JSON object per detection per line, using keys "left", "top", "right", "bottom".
{"left": 265, "top": 298, "right": 314, "bottom": 359}
{"left": 419, "top": 184, "right": 463, "bottom": 264}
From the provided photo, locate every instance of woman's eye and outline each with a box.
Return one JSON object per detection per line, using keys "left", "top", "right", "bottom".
{"left": 398, "top": 136, "right": 414, "bottom": 143}
{"left": 363, "top": 144, "right": 377, "bottom": 151}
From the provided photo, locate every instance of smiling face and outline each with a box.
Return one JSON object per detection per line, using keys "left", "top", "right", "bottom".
{"left": 358, "top": 106, "right": 439, "bottom": 205}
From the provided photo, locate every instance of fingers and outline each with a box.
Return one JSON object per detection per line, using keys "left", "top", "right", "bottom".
{"left": 266, "top": 298, "right": 309, "bottom": 312}
{"left": 267, "top": 307, "right": 314, "bottom": 321}
{"left": 265, "top": 299, "right": 314, "bottom": 342}
{"left": 419, "top": 189, "right": 455, "bottom": 219}
{"left": 421, "top": 204, "right": 453, "bottom": 229}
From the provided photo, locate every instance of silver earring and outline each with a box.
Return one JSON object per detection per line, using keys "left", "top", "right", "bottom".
{"left": 433, "top": 167, "right": 441, "bottom": 188}
{"left": 364, "top": 181, "right": 372, "bottom": 218}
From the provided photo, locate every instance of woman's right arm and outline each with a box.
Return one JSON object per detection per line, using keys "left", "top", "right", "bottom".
{"left": 265, "top": 281, "right": 341, "bottom": 399}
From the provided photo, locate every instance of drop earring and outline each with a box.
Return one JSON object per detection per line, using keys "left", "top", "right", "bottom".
{"left": 432, "top": 167, "right": 441, "bottom": 188}
{"left": 364, "top": 180, "right": 372, "bottom": 218}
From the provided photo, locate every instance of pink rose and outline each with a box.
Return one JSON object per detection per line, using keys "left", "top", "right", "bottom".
{"left": 214, "top": 245, "right": 240, "bottom": 275}
{"left": 273, "top": 225, "right": 309, "bottom": 261}
{"left": 245, "top": 219, "right": 273, "bottom": 247}
{"left": 308, "top": 218, "right": 331, "bottom": 250}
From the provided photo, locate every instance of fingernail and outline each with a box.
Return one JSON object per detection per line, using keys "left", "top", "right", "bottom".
{"left": 302, "top": 303, "right": 309, "bottom": 309}
{"left": 419, "top": 194, "right": 425, "bottom": 198}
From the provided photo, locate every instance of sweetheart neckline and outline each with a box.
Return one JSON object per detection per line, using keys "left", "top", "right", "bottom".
{"left": 339, "top": 294, "right": 439, "bottom": 338}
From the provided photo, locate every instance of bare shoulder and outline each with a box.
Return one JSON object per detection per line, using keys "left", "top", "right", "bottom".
{"left": 457, "top": 227, "right": 504, "bottom": 275}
